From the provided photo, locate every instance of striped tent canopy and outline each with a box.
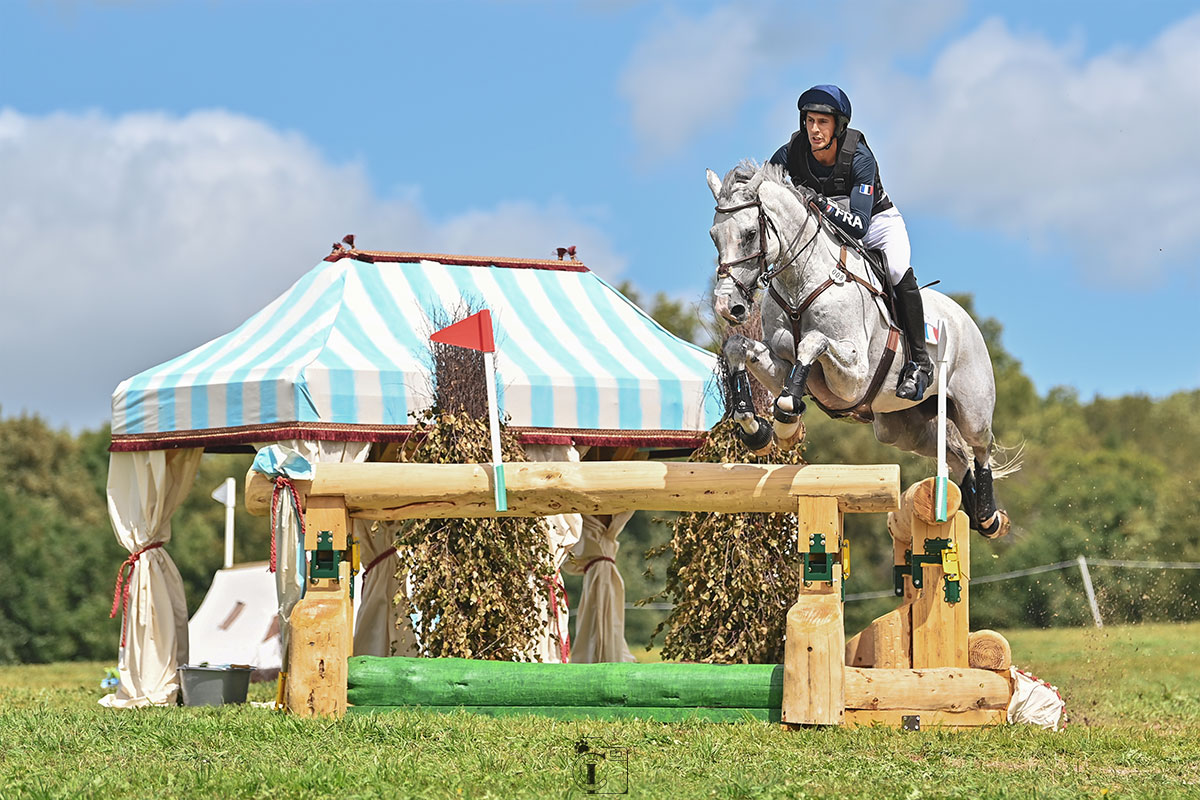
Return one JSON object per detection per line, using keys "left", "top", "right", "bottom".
{"left": 111, "top": 250, "right": 724, "bottom": 452}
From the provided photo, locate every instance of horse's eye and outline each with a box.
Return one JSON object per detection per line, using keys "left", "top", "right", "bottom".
{"left": 743, "top": 229, "right": 757, "bottom": 241}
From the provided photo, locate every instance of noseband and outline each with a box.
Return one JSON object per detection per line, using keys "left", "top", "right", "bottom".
{"left": 714, "top": 198, "right": 770, "bottom": 303}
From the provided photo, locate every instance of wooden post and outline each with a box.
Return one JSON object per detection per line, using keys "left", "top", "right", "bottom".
{"left": 782, "top": 496, "right": 844, "bottom": 726}
{"left": 287, "top": 496, "right": 353, "bottom": 718}
{"left": 910, "top": 510, "right": 970, "bottom": 669}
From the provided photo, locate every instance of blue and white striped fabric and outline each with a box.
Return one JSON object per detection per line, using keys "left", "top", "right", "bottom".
{"left": 111, "top": 256, "right": 723, "bottom": 445}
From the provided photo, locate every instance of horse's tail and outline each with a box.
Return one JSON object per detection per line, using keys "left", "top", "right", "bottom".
{"left": 989, "top": 440, "right": 1024, "bottom": 480}
{"left": 946, "top": 425, "right": 1024, "bottom": 480}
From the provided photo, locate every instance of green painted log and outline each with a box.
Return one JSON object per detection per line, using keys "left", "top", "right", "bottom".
{"left": 347, "top": 705, "right": 780, "bottom": 723}
{"left": 347, "top": 657, "right": 783, "bottom": 710}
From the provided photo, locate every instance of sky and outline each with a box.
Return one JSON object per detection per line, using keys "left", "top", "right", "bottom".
{"left": 1, "top": 0, "right": 1198, "bottom": 431}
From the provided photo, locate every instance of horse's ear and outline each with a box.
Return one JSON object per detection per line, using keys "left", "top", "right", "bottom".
{"left": 706, "top": 169, "right": 722, "bottom": 201}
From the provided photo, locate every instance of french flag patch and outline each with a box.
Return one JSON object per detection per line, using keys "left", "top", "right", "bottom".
{"left": 858, "top": 184, "right": 873, "bottom": 196}
{"left": 925, "top": 322, "right": 940, "bottom": 345}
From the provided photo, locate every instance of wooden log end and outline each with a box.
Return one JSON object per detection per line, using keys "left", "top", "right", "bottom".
{"left": 968, "top": 630, "right": 1012, "bottom": 671}
{"left": 886, "top": 510, "right": 912, "bottom": 544}
{"left": 906, "top": 477, "right": 963, "bottom": 525}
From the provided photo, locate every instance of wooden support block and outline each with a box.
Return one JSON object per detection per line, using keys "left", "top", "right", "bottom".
{"left": 911, "top": 511, "right": 970, "bottom": 669}
{"left": 782, "top": 496, "right": 844, "bottom": 726}
{"left": 844, "top": 707, "right": 1007, "bottom": 729}
{"left": 846, "top": 607, "right": 911, "bottom": 669}
{"left": 287, "top": 560, "right": 352, "bottom": 718}
{"left": 305, "top": 495, "right": 350, "bottom": 550}
{"left": 844, "top": 667, "right": 1011, "bottom": 711}
{"left": 968, "top": 630, "right": 1012, "bottom": 671}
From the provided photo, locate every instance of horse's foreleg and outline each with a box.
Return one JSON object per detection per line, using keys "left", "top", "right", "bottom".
{"left": 774, "top": 333, "right": 829, "bottom": 418}
{"left": 722, "top": 335, "right": 775, "bottom": 455}
{"left": 739, "top": 338, "right": 800, "bottom": 450}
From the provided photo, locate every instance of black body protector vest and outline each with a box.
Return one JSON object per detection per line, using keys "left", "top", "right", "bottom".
{"left": 785, "top": 127, "right": 894, "bottom": 215}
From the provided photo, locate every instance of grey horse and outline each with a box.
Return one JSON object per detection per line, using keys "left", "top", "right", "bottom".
{"left": 707, "top": 162, "right": 1012, "bottom": 538}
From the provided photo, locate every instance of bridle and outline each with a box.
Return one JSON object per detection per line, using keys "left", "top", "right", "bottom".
{"left": 714, "top": 195, "right": 821, "bottom": 304}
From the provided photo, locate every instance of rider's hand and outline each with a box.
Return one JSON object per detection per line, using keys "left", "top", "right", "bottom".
{"left": 810, "top": 193, "right": 832, "bottom": 213}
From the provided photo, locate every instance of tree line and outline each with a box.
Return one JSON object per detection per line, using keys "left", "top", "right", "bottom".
{"left": 2, "top": 289, "right": 1198, "bottom": 663}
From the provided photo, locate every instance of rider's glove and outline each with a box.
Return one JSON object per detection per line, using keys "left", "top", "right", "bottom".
{"left": 810, "top": 193, "right": 832, "bottom": 214}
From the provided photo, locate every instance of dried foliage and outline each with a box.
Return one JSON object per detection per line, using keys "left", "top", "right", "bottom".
{"left": 644, "top": 419, "right": 807, "bottom": 663}
{"left": 645, "top": 312, "right": 809, "bottom": 664}
{"left": 391, "top": 309, "right": 559, "bottom": 661}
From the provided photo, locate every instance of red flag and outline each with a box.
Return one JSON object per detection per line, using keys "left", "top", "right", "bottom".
{"left": 429, "top": 309, "right": 495, "bottom": 353}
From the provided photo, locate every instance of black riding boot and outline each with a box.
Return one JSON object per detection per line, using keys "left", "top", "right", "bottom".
{"left": 893, "top": 268, "right": 934, "bottom": 401}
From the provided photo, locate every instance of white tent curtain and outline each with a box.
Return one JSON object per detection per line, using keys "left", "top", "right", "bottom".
{"left": 522, "top": 444, "right": 585, "bottom": 663}
{"left": 565, "top": 511, "right": 637, "bottom": 663}
{"left": 100, "top": 447, "right": 204, "bottom": 707}
{"left": 264, "top": 440, "right": 371, "bottom": 675}
{"left": 354, "top": 519, "right": 417, "bottom": 657}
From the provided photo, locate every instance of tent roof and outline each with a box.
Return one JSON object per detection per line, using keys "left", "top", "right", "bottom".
{"left": 111, "top": 251, "right": 723, "bottom": 452}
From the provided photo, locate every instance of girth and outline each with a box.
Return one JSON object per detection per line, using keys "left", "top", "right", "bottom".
{"left": 769, "top": 245, "right": 902, "bottom": 422}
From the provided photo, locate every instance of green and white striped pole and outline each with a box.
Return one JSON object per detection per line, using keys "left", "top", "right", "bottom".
{"left": 483, "top": 348, "right": 507, "bottom": 512}
{"left": 934, "top": 319, "right": 949, "bottom": 522}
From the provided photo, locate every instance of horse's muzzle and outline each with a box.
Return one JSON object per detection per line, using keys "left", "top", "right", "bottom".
{"left": 715, "top": 294, "right": 747, "bottom": 324}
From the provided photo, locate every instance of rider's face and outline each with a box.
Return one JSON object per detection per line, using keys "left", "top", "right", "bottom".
{"left": 805, "top": 112, "right": 836, "bottom": 149}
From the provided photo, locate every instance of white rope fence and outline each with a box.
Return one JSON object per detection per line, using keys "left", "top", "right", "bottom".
{"left": 623, "top": 557, "right": 1200, "bottom": 628}
{"left": 840, "top": 556, "right": 1200, "bottom": 628}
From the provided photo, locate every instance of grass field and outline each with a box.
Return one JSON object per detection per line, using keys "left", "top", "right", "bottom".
{"left": 2, "top": 623, "right": 1199, "bottom": 799}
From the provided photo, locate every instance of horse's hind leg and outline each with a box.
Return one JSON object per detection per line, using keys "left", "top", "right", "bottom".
{"left": 948, "top": 396, "right": 1011, "bottom": 539}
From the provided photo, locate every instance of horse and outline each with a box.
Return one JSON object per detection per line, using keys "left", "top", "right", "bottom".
{"left": 706, "top": 162, "right": 1013, "bottom": 538}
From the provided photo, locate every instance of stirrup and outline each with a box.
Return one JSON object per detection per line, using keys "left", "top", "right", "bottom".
{"left": 896, "top": 361, "right": 931, "bottom": 401}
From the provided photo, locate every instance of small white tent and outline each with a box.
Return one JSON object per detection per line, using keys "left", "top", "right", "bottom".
{"left": 187, "top": 562, "right": 282, "bottom": 674}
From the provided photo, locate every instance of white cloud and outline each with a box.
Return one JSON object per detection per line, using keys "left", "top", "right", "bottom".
{"left": 0, "top": 109, "right": 626, "bottom": 429}
{"left": 860, "top": 14, "right": 1200, "bottom": 281}
{"left": 620, "top": 0, "right": 965, "bottom": 157}
{"left": 619, "top": 5, "right": 769, "bottom": 157}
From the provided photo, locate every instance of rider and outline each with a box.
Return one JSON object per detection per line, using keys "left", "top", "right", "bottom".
{"left": 768, "top": 84, "right": 933, "bottom": 401}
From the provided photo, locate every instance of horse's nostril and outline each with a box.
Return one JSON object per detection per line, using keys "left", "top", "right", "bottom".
{"left": 731, "top": 304, "right": 746, "bottom": 319}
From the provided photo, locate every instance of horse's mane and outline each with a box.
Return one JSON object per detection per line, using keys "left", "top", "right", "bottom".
{"left": 717, "top": 161, "right": 814, "bottom": 205}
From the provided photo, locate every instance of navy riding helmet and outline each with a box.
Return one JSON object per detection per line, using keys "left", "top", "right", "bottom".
{"left": 798, "top": 84, "right": 852, "bottom": 137}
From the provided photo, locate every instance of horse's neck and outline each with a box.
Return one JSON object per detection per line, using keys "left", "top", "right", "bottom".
{"left": 771, "top": 212, "right": 845, "bottom": 299}
{"left": 768, "top": 204, "right": 889, "bottom": 333}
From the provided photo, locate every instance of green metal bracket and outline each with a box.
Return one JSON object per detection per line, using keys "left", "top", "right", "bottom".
{"left": 309, "top": 530, "right": 343, "bottom": 582}
{"left": 802, "top": 533, "right": 838, "bottom": 585}
{"left": 892, "top": 538, "right": 961, "bottom": 604}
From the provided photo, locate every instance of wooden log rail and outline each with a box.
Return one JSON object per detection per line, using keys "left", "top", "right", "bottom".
{"left": 245, "top": 461, "right": 901, "bottom": 519}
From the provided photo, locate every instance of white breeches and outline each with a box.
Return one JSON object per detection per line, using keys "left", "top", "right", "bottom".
{"left": 862, "top": 206, "right": 912, "bottom": 284}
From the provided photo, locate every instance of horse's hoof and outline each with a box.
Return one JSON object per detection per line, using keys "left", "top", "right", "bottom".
{"left": 979, "top": 510, "right": 1011, "bottom": 540}
{"left": 737, "top": 415, "right": 774, "bottom": 453}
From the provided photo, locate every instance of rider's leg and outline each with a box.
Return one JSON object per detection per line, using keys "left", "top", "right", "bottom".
{"left": 863, "top": 209, "right": 932, "bottom": 400}
{"left": 894, "top": 270, "right": 934, "bottom": 400}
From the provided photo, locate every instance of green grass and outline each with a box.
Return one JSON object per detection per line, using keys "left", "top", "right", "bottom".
{"left": 2, "top": 623, "right": 1199, "bottom": 799}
